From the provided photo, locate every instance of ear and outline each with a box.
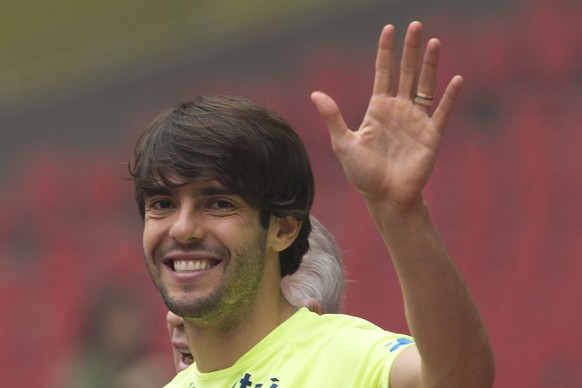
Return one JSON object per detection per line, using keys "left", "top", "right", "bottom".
{"left": 268, "top": 216, "right": 302, "bottom": 252}
{"left": 305, "top": 298, "right": 324, "bottom": 315}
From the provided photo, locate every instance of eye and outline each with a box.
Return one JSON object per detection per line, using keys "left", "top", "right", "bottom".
{"left": 208, "top": 199, "right": 235, "bottom": 210}
{"left": 147, "top": 199, "right": 175, "bottom": 211}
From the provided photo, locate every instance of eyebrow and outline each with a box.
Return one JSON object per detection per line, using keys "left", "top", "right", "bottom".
{"left": 143, "top": 181, "right": 234, "bottom": 198}
{"left": 199, "top": 185, "right": 232, "bottom": 196}
{"left": 143, "top": 186, "right": 172, "bottom": 197}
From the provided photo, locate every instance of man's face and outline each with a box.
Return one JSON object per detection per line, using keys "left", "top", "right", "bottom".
{"left": 143, "top": 179, "right": 267, "bottom": 322}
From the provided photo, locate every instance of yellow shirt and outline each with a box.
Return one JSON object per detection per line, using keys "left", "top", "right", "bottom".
{"left": 166, "top": 308, "right": 414, "bottom": 387}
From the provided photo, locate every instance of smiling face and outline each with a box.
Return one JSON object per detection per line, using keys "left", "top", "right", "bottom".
{"left": 143, "top": 179, "right": 268, "bottom": 323}
{"left": 131, "top": 97, "right": 315, "bottom": 280}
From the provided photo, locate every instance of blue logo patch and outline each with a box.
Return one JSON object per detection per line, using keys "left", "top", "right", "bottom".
{"left": 386, "top": 337, "right": 414, "bottom": 352}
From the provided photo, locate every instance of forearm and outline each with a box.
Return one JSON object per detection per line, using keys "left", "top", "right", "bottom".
{"left": 367, "top": 198, "right": 494, "bottom": 387}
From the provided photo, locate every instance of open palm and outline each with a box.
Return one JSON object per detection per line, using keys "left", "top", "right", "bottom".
{"left": 312, "top": 22, "right": 463, "bottom": 210}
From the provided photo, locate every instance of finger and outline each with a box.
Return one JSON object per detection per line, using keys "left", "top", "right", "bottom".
{"left": 397, "top": 21, "right": 423, "bottom": 99}
{"left": 432, "top": 75, "right": 464, "bottom": 134}
{"left": 413, "top": 38, "right": 440, "bottom": 113}
{"left": 310, "top": 91, "right": 349, "bottom": 141}
{"left": 372, "top": 24, "right": 395, "bottom": 96}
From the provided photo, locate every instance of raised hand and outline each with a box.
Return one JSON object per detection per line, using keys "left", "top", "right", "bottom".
{"left": 311, "top": 21, "right": 463, "bottom": 213}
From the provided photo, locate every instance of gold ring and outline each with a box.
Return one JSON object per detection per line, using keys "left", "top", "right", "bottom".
{"left": 414, "top": 92, "right": 434, "bottom": 107}
{"left": 416, "top": 91, "right": 434, "bottom": 99}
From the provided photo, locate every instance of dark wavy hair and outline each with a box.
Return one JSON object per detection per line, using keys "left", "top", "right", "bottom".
{"left": 129, "top": 96, "right": 314, "bottom": 277}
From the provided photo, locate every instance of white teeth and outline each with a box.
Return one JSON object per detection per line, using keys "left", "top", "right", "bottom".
{"left": 174, "top": 260, "right": 212, "bottom": 272}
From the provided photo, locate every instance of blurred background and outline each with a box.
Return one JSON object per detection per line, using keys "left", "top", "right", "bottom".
{"left": 1, "top": 0, "right": 581, "bottom": 386}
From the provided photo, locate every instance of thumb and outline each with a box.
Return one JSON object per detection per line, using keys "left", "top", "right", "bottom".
{"left": 310, "top": 91, "right": 349, "bottom": 140}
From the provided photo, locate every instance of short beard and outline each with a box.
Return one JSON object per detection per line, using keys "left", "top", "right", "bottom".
{"left": 156, "top": 230, "right": 267, "bottom": 326}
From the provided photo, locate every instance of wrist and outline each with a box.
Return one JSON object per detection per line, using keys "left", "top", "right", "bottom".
{"left": 364, "top": 195, "right": 436, "bottom": 239}
{"left": 365, "top": 194, "right": 426, "bottom": 220}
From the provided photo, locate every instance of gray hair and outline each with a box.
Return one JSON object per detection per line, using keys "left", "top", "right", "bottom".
{"left": 281, "top": 216, "right": 345, "bottom": 313}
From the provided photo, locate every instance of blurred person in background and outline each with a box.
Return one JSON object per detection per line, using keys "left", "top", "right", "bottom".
{"left": 54, "top": 286, "right": 172, "bottom": 388}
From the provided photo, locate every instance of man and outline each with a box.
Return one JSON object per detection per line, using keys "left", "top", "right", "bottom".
{"left": 166, "top": 215, "right": 345, "bottom": 372}
{"left": 130, "top": 21, "right": 495, "bottom": 387}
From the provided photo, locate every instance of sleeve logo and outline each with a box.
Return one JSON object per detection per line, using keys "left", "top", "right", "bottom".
{"left": 385, "top": 337, "right": 414, "bottom": 352}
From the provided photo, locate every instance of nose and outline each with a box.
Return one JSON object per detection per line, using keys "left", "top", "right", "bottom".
{"left": 168, "top": 207, "right": 206, "bottom": 243}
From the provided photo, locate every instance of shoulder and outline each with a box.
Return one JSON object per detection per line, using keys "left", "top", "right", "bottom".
{"left": 290, "top": 312, "right": 415, "bottom": 386}
{"left": 295, "top": 311, "right": 414, "bottom": 356}
{"left": 305, "top": 311, "right": 399, "bottom": 336}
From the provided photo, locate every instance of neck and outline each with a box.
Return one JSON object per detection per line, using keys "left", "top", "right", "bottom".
{"left": 184, "top": 290, "right": 296, "bottom": 373}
